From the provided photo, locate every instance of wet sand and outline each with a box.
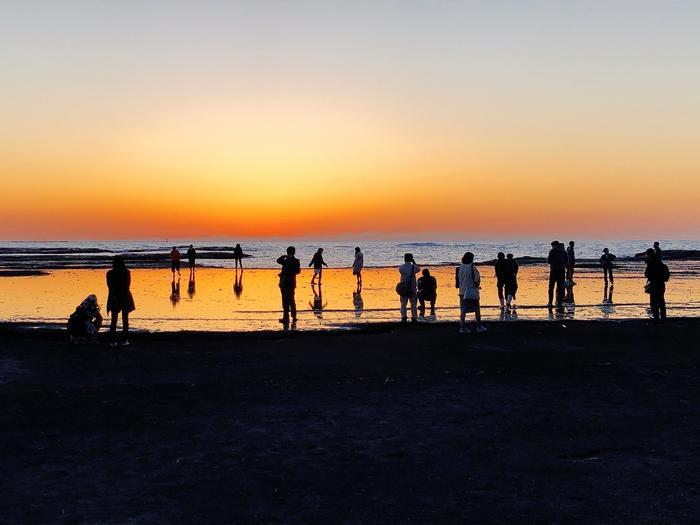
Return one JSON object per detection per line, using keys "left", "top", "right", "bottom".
{"left": 1, "top": 320, "right": 699, "bottom": 523}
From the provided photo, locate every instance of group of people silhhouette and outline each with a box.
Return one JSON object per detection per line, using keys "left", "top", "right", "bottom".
{"left": 67, "top": 240, "right": 672, "bottom": 344}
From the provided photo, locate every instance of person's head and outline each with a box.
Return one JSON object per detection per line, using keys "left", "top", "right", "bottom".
{"left": 645, "top": 248, "right": 656, "bottom": 261}
{"left": 318, "top": 248, "right": 323, "bottom": 253}
{"left": 461, "top": 252, "right": 474, "bottom": 264}
{"left": 172, "top": 246, "right": 176, "bottom": 250}
{"left": 422, "top": 268, "right": 430, "bottom": 277}
{"left": 569, "top": 241, "right": 575, "bottom": 247}
{"left": 497, "top": 252, "right": 505, "bottom": 260}
{"left": 189, "top": 244, "right": 193, "bottom": 248}
{"left": 286, "top": 246, "right": 295, "bottom": 256}
{"left": 551, "top": 240, "right": 559, "bottom": 247}
{"left": 603, "top": 248, "right": 609, "bottom": 254}
{"left": 112, "top": 255, "right": 127, "bottom": 272}
{"left": 355, "top": 246, "right": 360, "bottom": 253}
{"left": 235, "top": 243, "right": 241, "bottom": 248}
{"left": 404, "top": 253, "right": 414, "bottom": 263}
{"left": 506, "top": 253, "right": 514, "bottom": 260}
{"left": 653, "top": 241, "right": 660, "bottom": 248}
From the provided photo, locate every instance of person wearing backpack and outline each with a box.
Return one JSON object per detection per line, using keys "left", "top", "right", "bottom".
{"left": 397, "top": 253, "right": 419, "bottom": 323}
{"left": 456, "top": 252, "right": 487, "bottom": 334}
{"left": 644, "top": 248, "right": 668, "bottom": 322}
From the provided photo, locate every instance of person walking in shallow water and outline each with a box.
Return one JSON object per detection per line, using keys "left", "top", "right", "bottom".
{"left": 456, "top": 252, "right": 486, "bottom": 333}
{"left": 106, "top": 256, "right": 135, "bottom": 347}
{"left": 170, "top": 246, "right": 181, "bottom": 276}
{"left": 397, "top": 253, "right": 419, "bottom": 323}
{"left": 186, "top": 244, "right": 196, "bottom": 271}
{"left": 654, "top": 241, "right": 662, "bottom": 261}
{"left": 309, "top": 248, "right": 328, "bottom": 285}
{"left": 547, "top": 241, "right": 568, "bottom": 306}
{"left": 645, "top": 248, "right": 669, "bottom": 323}
{"left": 494, "top": 252, "right": 509, "bottom": 308}
{"left": 277, "top": 246, "right": 301, "bottom": 325}
{"left": 352, "top": 247, "right": 364, "bottom": 287}
{"left": 600, "top": 248, "right": 616, "bottom": 286}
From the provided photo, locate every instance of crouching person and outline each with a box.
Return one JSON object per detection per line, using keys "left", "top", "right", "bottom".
{"left": 67, "top": 294, "right": 103, "bottom": 343}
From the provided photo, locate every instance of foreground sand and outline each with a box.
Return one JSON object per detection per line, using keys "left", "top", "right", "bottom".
{"left": 1, "top": 320, "right": 699, "bottom": 523}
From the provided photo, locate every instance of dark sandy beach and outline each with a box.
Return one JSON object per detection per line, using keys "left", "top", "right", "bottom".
{"left": 1, "top": 320, "right": 699, "bottom": 523}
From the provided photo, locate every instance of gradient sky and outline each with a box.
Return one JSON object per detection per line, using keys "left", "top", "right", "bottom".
{"left": 2, "top": 1, "right": 699, "bottom": 239}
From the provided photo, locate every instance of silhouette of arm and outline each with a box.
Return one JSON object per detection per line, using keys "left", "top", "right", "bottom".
{"left": 276, "top": 256, "right": 286, "bottom": 265}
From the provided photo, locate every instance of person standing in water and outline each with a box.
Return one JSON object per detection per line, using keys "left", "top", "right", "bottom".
{"left": 397, "top": 253, "right": 419, "bottom": 323}
{"left": 233, "top": 243, "right": 244, "bottom": 269}
{"left": 547, "top": 241, "right": 568, "bottom": 306}
{"left": 456, "top": 252, "right": 486, "bottom": 333}
{"left": 505, "top": 253, "right": 519, "bottom": 308}
{"left": 106, "top": 256, "right": 135, "bottom": 347}
{"left": 352, "top": 247, "right": 364, "bottom": 287}
{"left": 309, "top": 248, "right": 328, "bottom": 285}
{"left": 600, "top": 248, "right": 616, "bottom": 286}
{"left": 277, "top": 246, "right": 301, "bottom": 325}
{"left": 566, "top": 241, "right": 576, "bottom": 284}
{"left": 417, "top": 268, "right": 437, "bottom": 320}
{"left": 170, "top": 246, "right": 181, "bottom": 276}
{"left": 654, "top": 241, "right": 663, "bottom": 261}
{"left": 494, "top": 252, "right": 509, "bottom": 308}
{"left": 645, "top": 248, "right": 669, "bottom": 323}
{"left": 186, "top": 244, "right": 196, "bottom": 271}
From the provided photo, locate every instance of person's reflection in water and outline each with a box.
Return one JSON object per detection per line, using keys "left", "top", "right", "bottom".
{"left": 353, "top": 284, "right": 364, "bottom": 318}
{"left": 499, "top": 305, "right": 519, "bottom": 321}
{"left": 563, "top": 282, "right": 576, "bottom": 319}
{"left": 170, "top": 276, "right": 181, "bottom": 307}
{"left": 309, "top": 283, "right": 326, "bottom": 319}
{"left": 233, "top": 268, "right": 244, "bottom": 299}
{"left": 187, "top": 270, "right": 196, "bottom": 299}
{"left": 601, "top": 283, "right": 615, "bottom": 319}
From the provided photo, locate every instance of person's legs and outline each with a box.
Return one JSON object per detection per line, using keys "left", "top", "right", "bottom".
{"left": 650, "top": 292, "right": 659, "bottom": 320}
{"left": 459, "top": 299, "right": 468, "bottom": 331}
{"left": 548, "top": 272, "right": 556, "bottom": 305}
{"left": 556, "top": 273, "right": 565, "bottom": 304}
{"left": 289, "top": 288, "right": 297, "bottom": 321}
{"left": 418, "top": 297, "right": 426, "bottom": 317}
{"left": 400, "top": 295, "right": 408, "bottom": 321}
{"left": 280, "top": 287, "right": 290, "bottom": 322}
{"left": 497, "top": 282, "right": 505, "bottom": 307}
{"left": 110, "top": 311, "right": 119, "bottom": 343}
{"left": 659, "top": 291, "right": 666, "bottom": 320}
{"left": 429, "top": 299, "right": 435, "bottom": 316}
{"left": 318, "top": 269, "right": 322, "bottom": 285}
{"left": 410, "top": 294, "right": 417, "bottom": 320}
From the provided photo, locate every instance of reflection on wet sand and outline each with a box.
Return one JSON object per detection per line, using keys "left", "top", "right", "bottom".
{"left": 188, "top": 271, "right": 196, "bottom": 299}
{"left": 0, "top": 265, "right": 697, "bottom": 331}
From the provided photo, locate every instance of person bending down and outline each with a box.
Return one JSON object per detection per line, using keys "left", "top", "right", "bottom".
{"left": 417, "top": 268, "right": 437, "bottom": 319}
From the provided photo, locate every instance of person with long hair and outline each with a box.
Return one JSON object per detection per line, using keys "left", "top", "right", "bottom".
{"left": 352, "top": 247, "right": 364, "bottom": 287}
{"left": 456, "top": 252, "right": 486, "bottom": 333}
{"left": 106, "top": 256, "right": 135, "bottom": 347}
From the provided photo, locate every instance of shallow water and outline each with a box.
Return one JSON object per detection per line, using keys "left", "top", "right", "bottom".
{"left": 0, "top": 263, "right": 697, "bottom": 331}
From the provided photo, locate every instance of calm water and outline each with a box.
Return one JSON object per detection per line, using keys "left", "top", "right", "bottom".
{"left": 1, "top": 262, "right": 698, "bottom": 331}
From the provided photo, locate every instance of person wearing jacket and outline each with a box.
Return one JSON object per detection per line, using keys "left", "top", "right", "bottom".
{"left": 309, "top": 248, "right": 328, "bottom": 285}
{"left": 277, "top": 246, "right": 301, "bottom": 325}
{"left": 566, "top": 241, "right": 576, "bottom": 283}
{"left": 547, "top": 241, "right": 568, "bottom": 306}
{"left": 645, "top": 248, "right": 667, "bottom": 322}
{"left": 455, "top": 252, "right": 486, "bottom": 334}
{"left": 600, "top": 248, "right": 616, "bottom": 285}
{"left": 106, "top": 256, "right": 135, "bottom": 347}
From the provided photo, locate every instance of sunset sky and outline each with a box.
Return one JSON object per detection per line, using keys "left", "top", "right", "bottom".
{"left": 2, "top": 1, "right": 699, "bottom": 239}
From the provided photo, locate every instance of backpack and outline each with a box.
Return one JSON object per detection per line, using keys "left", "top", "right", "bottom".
{"left": 662, "top": 263, "right": 670, "bottom": 282}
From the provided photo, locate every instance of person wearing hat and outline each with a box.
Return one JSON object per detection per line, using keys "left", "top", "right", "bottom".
{"left": 547, "top": 241, "right": 568, "bottom": 306}
{"left": 599, "top": 248, "right": 616, "bottom": 285}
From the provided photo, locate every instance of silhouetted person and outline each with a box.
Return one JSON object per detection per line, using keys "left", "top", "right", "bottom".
{"left": 309, "top": 248, "right": 328, "bottom": 285}
{"left": 170, "top": 246, "right": 181, "bottom": 276}
{"left": 505, "top": 253, "right": 519, "bottom": 308}
{"left": 233, "top": 268, "right": 243, "bottom": 299}
{"left": 654, "top": 241, "right": 662, "bottom": 261}
{"left": 352, "top": 247, "right": 364, "bottom": 287}
{"left": 67, "top": 294, "right": 103, "bottom": 343}
{"left": 566, "top": 241, "right": 576, "bottom": 283}
{"left": 645, "top": 248, "right": 669, "bottom": 323}
{"left": 170, "top": 276, "right": 181, "bottom": 306}
{"left": 417, "top": 268, "right": 437, "bottom": 319}
{"left": 397, "top": 253, "right": 419, "bottom": 323}
{"left": 277, "top": 246, "right": 301, "bottom": 325}
{"left": 547, "top": 241, "right": 568, "bottom": 306}
{"left": 187, "top": 244, "right": 196, "bottom": 271}
{"left": 456, "top": 252, "right": 486, "bottom": 333}
{"left": 187, "top": 271, "right": 195, "bottom": 299}
{"left": 494, "top": 252, "right": 509, "bottom": 308}
{"left": 106, "top": 256, "right": 135, "bottom": 347}
{"left": 599, "top": 248, "right": 616, "bottom": 285}
{"left": 233, "top": 243, "right": 244, "bottom": 269}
